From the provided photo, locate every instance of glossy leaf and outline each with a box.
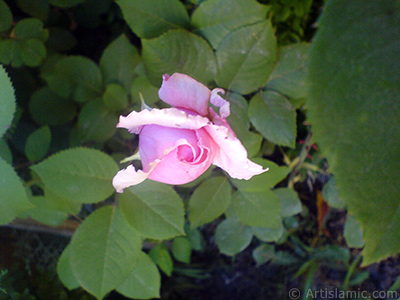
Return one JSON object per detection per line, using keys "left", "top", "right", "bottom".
{"left": 29, "top": 87, "right": 77, "bottom": 126}
{"left": 142, "top": 30, "right": 216, "bottom": 86}
{"left": 119, "top": 180, "right": 185, "bottom": 240}
{"left": 0, "top": 157, "right": 34, "bottom": 225}
{"left": 266, "top": 43, "right": 310, "bottom": 101}
{"left": 117, "top": 0, "right": 190, "bottom": 39}
{"left": 149, "top": 243, "right": 173, "bottom": 277}
{"left": 306, "top": 0, "right": 400, "bottom": 265}
{"left": 70, "top": 206, "right": 142, "bottom": 299}
{"left": 191, "top": 0, "right": 269, "bottom": 49}
{"left": 25, "top": 126, "right": 51, "bottom": 162}
{"left": 215, "top": 21, "right": 276, "bottom": 94}
{"left": 215, "top": 217, "right": 253, "bottom": 256}
{"left": 189, "top": 176, "right": 232, "bottom": 229}
{"left": 31, "top": 148, "right": 118, "bottom": 203}
{"left": 117, "top": 251, "right": 161, "bottom": 299}
{"left": 231, "top": 189, "right": 281, "bottom": 228}
{"left": 100, "top": 34, "right": 140, "bottom": 90}
{"left": 0, "top": 66, "right": 15, "bottom": 138}
{"left": 249, "top": 90, "right": 296, "bottom": 148}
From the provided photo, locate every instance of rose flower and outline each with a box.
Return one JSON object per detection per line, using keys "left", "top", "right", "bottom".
{"left": 113, "top": 73, "right": 268, "bottom": 193}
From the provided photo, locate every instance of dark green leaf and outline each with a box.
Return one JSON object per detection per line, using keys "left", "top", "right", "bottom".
{"left": 70, "top": 206, "right": 142, "bottom": 299}
{"left": 191, "top": 0, "right": 269, "bottom": 49}
{"left": 189, "top": 176, "right": 232, "bottom": 229}
{"left": 16, "top": 0, "right": 49, "bottom": 20}
{"left": 48, "top": 0, "right": 84, "bottom": 8}
{"left": 0, "top": 0, "right": 13, "bottom": 32}
{"left": 215, "top": 21, "right": 276, "bottom": 94}
{"left": 25, "top": 126, "right": 51, "bottom": 162}
{"left": 266, "top": 43, "right": 310, "bottom": 102}
{"left": 29, "top": 87, "right": 77, "bottom": 126}
{"left": 231, "top": 189, "right": 281, "bottom": 228}
{"left": 249, "top": 90, "right": 296, "bottom": 147}
{"left": 19, "top": 38, "right": 47, "bottom": 67}
{"left": 117, "top": 0, "right": 190, "bottom": 39}
{"left": 43, "top": 56, "right": 103, "bottom": 103}
{"left": 253, "top": 244, "right": 299, "bottom": 265}
{"left": 14, "top": 18, "right": 48, "bottom": 41}
{"left": 31, "top": 148, "right": 118, "bottom": 203}
{"left": 119, "top": 180, "right": 185, "bottom": 239}
{"left": 102, "top": 83, "right": 128, "bottom": 112}
{"left": 0, "top": 157, "right": 34, "bottom": 225}
{"left": 149, "top": 243, "right": 173, "bottom": 277}
{"left": 117, "top": 251, "right": 161, "bottom": 299}
{"left": 306, "top": 0, "right": 400, "bottom": 265}
{"left": 215, "top": 217, "right": 253, "bottom": 256}
{"left": 46, "top": 27, "right": 77, "bottom": 52}
{"left": 100, "top": 34, "right": 140, "bottom": 90}
{"left": 142, "top": 29, "right": 216, "bottom": 86}
{"left": 0, "top": 65, "right": 15, "bottom": 138}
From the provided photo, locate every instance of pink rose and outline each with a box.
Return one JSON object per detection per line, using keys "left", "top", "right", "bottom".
{"left": 113, "top": 73, "right": 268, "bottom": 193}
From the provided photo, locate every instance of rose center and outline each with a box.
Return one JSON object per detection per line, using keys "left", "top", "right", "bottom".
{"left": 177, "top": 144, "right": 195, "bottom": 162}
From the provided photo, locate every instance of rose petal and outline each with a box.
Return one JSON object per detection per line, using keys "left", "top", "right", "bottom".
{"left": 117, "top": 108, "right": 210, "bottom": 134}
{"left": 205, "top": 123, "right": 268, "bottom": 180}
{"left": 210, "top": 88, "right": 230, "bottom": 118}
{"left": 113, "top": 161, "right": 160, "bottom": 193}
{"left": 158, "top": 73, "right": 211, "bottom": 116}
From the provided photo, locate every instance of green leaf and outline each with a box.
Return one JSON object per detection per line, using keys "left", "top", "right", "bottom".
{"left": 172, "top": 237, "right": 192, "bottom": 264}
{"left": 70, "top": 206, "right": 142, "bottom": 299}
{"left": 0, "top": 0, "right": 13, "bottom": 32}
{"left": 16, "top": 0, "right": 49, "bottom": 21}
{"left": 252, "top": 222, "right": 284, "bottom": 242}
{"left": 117, "top": 0, "right": 190, "bottom": 39}
{"left": 100, "top": 34, "right": 140, "bottom": 91}
{"left": 76, "top": 100, "right": 118, "bottom": 144}
{"left": 0, "top": 157, "right": 34, "bottom": 225}
{"left": 231, "top": 158, "right": 290, "bottom": 192}
{"left": 119, "top": 180, "right": 185, "bottom": 240}
{"left": 0, "top": 66, "right": 15, "bottom": 138}
{"left": 253, "top": 244, "right": 299, "bottom": 265}
{"left": 189, "top": 176, "right": 232, "bottom": 229}
{"left": 185, "top": 225, "right": 205, "bottom": 251}
{"left": 57, "top": 245, "right": 80, "bottom": 290}
{"left": 0, "top": 137, "right": 12, "bottom": 164}
{"left": 306, "top": 0, "right": 400, "bottom": 265}
{"left": 25, "top": 126, "right": 51, "bottom": 162}
{"left": 0, "top": 39, "right": 16, "bottom": 65}
{"left": 273, "top": 187, "right": 302, "bottom": 217}
{"left": 46, "top": 27, "right": 77, "bottom": 52}
{"left": 48, "top": 0, "right": 84, "bottom": 8}
{"left": 322, "top": 176, "right": 345, "bottom": 209}
{"left": 142, "top": 29, "right": 216, "bottom": 86}
{"left": 265, "top": 43, "right": 310, "bottom": 101}
{"left": 231, "top": 189, "right": 281, "bottom": 228}
{"left": 226, "top": 93, "right": 262, "bottom": 157}
{"left": 43, "top": 56, "right": 103, "bottom": 103}
{"left": 191, "top": 0, "right": 269, "bottom": 49}
{"left": 14, "top": 18, "right": 48, "bottom": 41}
{"left": 249, "top": 90, "right": 296, "bottom": 147}
{"left": 102, "top": 83, "right": 128, "bottom": 112}
{"left": 215, "top": 217, "right": 253, "bottom": 256}
{"left": 29, "top": 87, "right": 77, "bottom": 126}
{"left": 215, "top": 21, "right": 276, "bottom": 95}
{"left": 130, "top": 76, "right": 160, "bottom": 107}
{"left": 19, "top": 39, "right": 47, "bottom": 67}
{"left": 344, "top": 215, "right": 365, "bottom": 249}
{"left": 117, "top": 251, "right": 161, "bottom": 299}
{"left": 31, "top": 148, "right": 118, "bottom": 203}
{"left": 149, "top": 243, "right": 173, "bottom": 277}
